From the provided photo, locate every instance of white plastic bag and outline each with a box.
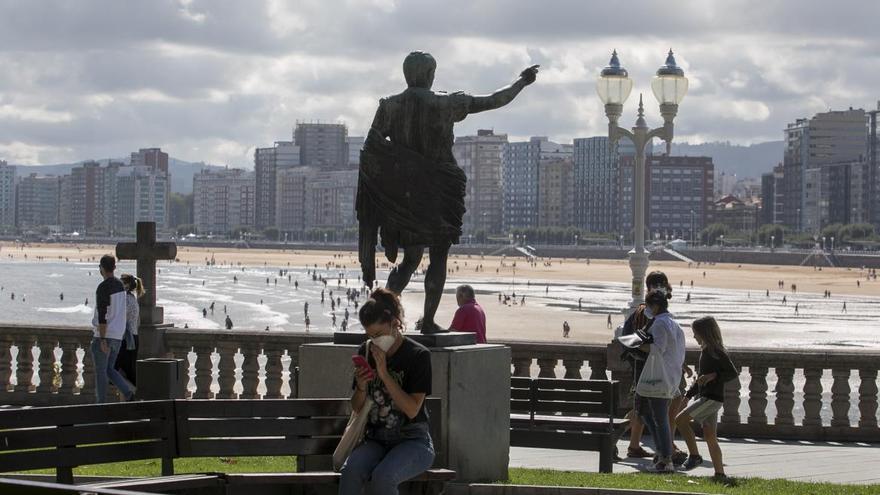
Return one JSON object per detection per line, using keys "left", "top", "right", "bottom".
{"left": 635, "top": 350, "right": 677, "bottom": 399}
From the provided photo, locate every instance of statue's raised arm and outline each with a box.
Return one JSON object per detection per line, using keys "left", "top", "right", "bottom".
{"left": 468, "top": 64, "right": 540, "bottom": 114}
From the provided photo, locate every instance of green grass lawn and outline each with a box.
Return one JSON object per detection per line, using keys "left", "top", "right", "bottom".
{"left": 17, "top": 460, "right": 878, "bottom": 495}
{"left": 507, "top": 468, "right": 879, "bottom": 495}
{"left": 19, "top": 456, "right": 297, "bottom": 478}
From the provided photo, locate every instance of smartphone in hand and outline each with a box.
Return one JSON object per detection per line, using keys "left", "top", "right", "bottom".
{"left": 352, "top": 354, "right": 375, "bottom": 380}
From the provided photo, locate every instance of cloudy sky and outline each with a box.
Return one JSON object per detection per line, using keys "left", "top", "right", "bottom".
{"left": 2, "top": 0, "right": 879, "bottom": 167}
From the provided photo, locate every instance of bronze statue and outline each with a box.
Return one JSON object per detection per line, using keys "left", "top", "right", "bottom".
{"left": 357, "top": 51, "right": 538, "bottom": 333}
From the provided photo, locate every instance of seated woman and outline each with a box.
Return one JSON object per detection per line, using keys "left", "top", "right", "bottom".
{"left": 339, "top": 288, "right": 434, "bottom": 495}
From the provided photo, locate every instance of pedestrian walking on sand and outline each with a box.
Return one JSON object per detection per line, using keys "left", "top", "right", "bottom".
{"left": 562, "top": 321, "right": 570, "bottom": 338}
{"left": 225, "top": 315, "right": 233, "bottom": 329}
{"left": 607, "top": 314, "right": 612, "bottom": 329}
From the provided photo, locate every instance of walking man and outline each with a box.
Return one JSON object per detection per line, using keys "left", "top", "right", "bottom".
{"left": 90, "top": 255, "right": 135, "bottom": 403}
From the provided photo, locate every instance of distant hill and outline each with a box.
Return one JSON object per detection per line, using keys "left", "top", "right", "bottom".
{"left": 11, "top": 158, "right": 224, "bottom": 194}
{"left": 654, "top": 140, "right": 783, "bottom": 178}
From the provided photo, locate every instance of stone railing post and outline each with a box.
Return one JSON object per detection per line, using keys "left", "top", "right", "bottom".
{"left": 0, "top": 336, "right": 12, "bottom": 392}
{"left": 536, "top": 359, "right": 557, "bottom": 378}
{"left": 239, "top": 345, "right": 261, "bottom": 399}
{"left": 192, "top": 345, "right": 214, "bottom": 399}
{"left": 15, "top": 337, "right": 36, "bottom": 393}
{"left": 264, "top": 348, "right": 284, "bottom": 399}
{"left": 858, "top": 369, "right": 878, "bottom": 428}
{"left": 58, "top": 337, "right": 80, "bottom": 396}
{"left": 216, "top": 344, "right": 237, "bottom": 399}
{"left": 747, "top": 366, "right": 769, "bottom": 425}
{"left": 80, "top": 337, "right": 96, "bottom": 399}
{"left": 35, "top": 339, "right": 58, "bottom": 394}
{"left": 721, "top": 367, "right": 742, "bottom": 425}
{"left": 562, "top": 359, "right": 582, "bottom": 379}
{"left": 831, "top": 368, "right": 852, "bottom": 427}
{"left": 802, "top": 368, "right": 824, "bottom": 427}
{"left": 512, "top": 357, "right": 531, "bottom": 378}
{"left": 774, "top": 367, "right": 795, "bottom": 426}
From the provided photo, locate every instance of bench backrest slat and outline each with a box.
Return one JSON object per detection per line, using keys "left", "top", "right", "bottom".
{"left": 0, "top": 441, "right": 169, "bottom": 472}
{"left": 0, "top": 419, "right": 166, "bottom": 452}
{"left": 0, "top": 401, "right": 171, "bottom": 429}
{"left": 186, "top": 417, "right": 350, "bottom": 438}
{"left": 511, "top": 378, "right": 620, "bottom": 418}
{"left": 182, "top": 399, "right": 350, "bottom": 418}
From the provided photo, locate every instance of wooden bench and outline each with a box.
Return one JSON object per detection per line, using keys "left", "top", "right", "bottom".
{"left": 510, "top": 377, "right": 629, "bottom": 473}
{"left": 0, "top": 398, "right": 454, "bottom": 494}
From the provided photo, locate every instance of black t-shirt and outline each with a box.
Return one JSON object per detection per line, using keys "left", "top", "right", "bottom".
{"left": 354, "top": 337, "right": 432, "bottom": 432}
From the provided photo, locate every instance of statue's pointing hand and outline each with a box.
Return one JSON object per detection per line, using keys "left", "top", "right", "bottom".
{"left": 520, "top": 65, "right": 540, "bottom": 85}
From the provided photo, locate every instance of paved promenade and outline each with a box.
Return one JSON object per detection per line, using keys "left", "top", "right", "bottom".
{"left": 510, "top": 437, "right": 880, "bottom": 485}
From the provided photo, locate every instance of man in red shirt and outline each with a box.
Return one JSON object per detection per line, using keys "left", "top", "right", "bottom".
{"left": 449, "top": 285, "right": 487, "bottom": 343}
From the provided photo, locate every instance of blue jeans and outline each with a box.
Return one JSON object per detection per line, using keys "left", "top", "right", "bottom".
{"left": 636, "top": 394, "right": 672, "bottom": 461}
{"left": 338, "top": 424, "right": 435, "bottom": 495}
{"left": 90, "top": 337, "right": 134, "bottom": 403}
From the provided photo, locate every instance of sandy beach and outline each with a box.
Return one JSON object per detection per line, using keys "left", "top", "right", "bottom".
{"left": 2, "top": 241, "right": 878, "bottom": 346}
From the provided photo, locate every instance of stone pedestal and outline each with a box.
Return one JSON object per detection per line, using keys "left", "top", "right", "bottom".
{"left": 298, "top": 338, "right": 511, "bottom": 483}
{"left": 138, "top": 323, "right": 173, "bottom": 359}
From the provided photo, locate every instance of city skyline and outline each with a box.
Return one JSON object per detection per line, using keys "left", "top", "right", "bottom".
{"left": 1, "top": 1, "right": 880, "bottom": 167}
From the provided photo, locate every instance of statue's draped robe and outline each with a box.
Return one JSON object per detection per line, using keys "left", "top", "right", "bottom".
{"left": 357, "top": 88, "right": 471, "bottom": 286}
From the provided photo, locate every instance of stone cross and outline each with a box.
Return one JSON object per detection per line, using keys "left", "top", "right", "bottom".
{"left": 116, "top": 221, "right": 177, "bottom": 326}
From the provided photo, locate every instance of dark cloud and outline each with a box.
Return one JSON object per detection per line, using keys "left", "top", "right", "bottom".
{"left": 0, "top": 0, "right": 878, "bottom": 167}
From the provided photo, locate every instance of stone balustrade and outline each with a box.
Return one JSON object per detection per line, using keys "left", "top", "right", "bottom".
{"left": 164, "top": 328, "right": 331, "bottom": 399}
{"left": 0, "top": 325, "right": 95, "bottom": 406}
{"left": 1, "top": 324, "right": 878, "bottom": 442}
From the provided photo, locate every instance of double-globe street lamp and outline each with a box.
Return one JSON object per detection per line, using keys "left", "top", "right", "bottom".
{"left": 597, "top": 49, "right": 688, "bottom": 312}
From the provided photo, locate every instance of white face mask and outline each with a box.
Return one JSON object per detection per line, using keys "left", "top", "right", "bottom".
{"left": 643, "top": 307, "right": 655, "bottom": 319}
{"left": 372, "top": 333, "right": 396, "bottom": 352}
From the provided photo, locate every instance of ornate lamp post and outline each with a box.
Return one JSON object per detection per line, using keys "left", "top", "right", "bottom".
{"left": 597, "top": 49, "right": 688, "bottom": 311}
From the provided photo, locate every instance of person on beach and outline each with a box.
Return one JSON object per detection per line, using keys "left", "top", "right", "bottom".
{"left": 607, "top": 314, "right": 612, "bottom": 329}
{"left": 90, "top": 255, "right": 136, "bottom": 403}
{"left": 562, "top": 320, "right": 570, "bottom": 338}
{"left": 675, "top": 316, "right": 737, "bottom": 483}
{"left": 225, "top": 315, "right": 233, "bottom": 329}
{"left": 339, "top": 288, "right": 434, "bottom": 495}
{"left": 634, "top": 288, "right": 686, "bottom": 473}
{"left": 448, "top": 285, "right": 486, "bottom": 343}
{"left": 115, "top": 274, "right": 144, "bottom": 386}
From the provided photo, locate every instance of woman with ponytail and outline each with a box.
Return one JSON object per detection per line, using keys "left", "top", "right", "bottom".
{"left": 339, "top": 288, "right": 434, "bottom": 495}
{"left": 116, "top": 274, "right": 144, "bottom": 389}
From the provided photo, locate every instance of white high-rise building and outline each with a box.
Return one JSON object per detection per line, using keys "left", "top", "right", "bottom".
{"left": 453, "top": 130, "right": 507, "bottom": 235}
{"left": 192, "top": 168, "right": 256, "bottom": 234}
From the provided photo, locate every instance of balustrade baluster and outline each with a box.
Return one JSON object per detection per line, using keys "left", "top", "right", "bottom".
{"left": 36, "top": 340, "right": 58, "bottom": 394}
{"left": 0, "top": 336, "right": 12, "bottom": 392}
{"left": 240, "top": 346, "right": 261, "bottom": 399}
{"left": 562, "top": 359, "right": 582, "bottom": 379}
{"left": 721, "top": 367, "right": 742, "bottom": 425}
{"left": 80, "top": 337, "right": 96, "bottom": 398}
{"left": 264, "top": 349, "right": 284, "bottom": 399}
{"left": 858, "top": 369, "right": 878, "bottom": 428}
{"left": 512, "top": 357, "right": 531, "bottom": 378}
{"left": 58, "top": 338, "right": 79, "bottom": 396}
{"left": 589, "top": 357, "right": 608, "bottom": 380}
{"left": 15, "top": 338, "right": 35, "bottom": 393}
{"left": 536, "top": 359, "right": 557, "bottom": 378}
{"left": 830, "top": 368, "right": 852, "bottom": 427}
{"left": 774, "top": 367, "right": 795, "bottom": 426}
{"left": 216, "top": 345, "right": 237, "bottom": 399}
{"left": 192, "top": 345, "right": 214, "bottom": 399}
{"left": 747, "top": 366, "right": 769, "bottom": 425}
{"left": 802, "top": 368, "right": 823, "bottom": 427}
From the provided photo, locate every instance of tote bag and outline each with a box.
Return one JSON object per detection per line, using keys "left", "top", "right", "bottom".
{"left": 635, "top": 349, "right": 676, "bottom": 399}
{"left": 333, "top": 342, "right": 374, "bottom": 471}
